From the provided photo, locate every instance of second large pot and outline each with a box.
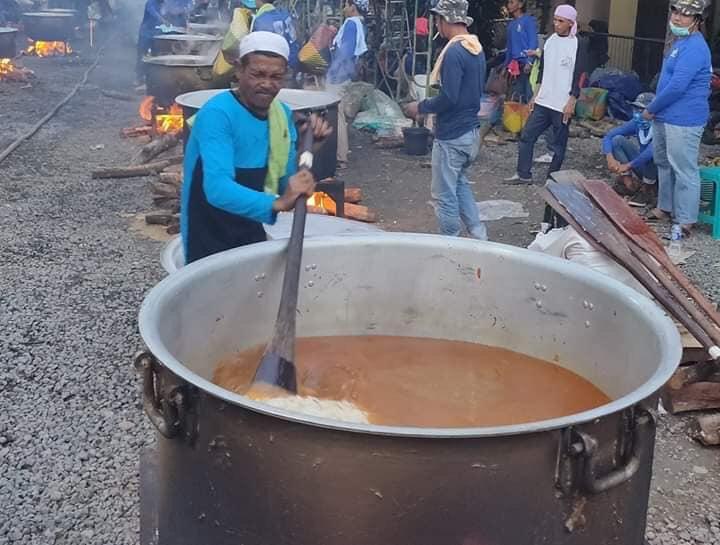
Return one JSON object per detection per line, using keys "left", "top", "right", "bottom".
{"left": 22, "top": 12, "right": 75, "bottom": 42}
{"left": 151, "top": 33, "right": 222, "bottom": 57}
{"left": 144, "top": 55, "right": 223, "bottom": 106}
{"left": 138, "top": 234, "right": 681, "bottom": 545}
{"left": 0, "top": 27, "right": 17, "bottom": 58}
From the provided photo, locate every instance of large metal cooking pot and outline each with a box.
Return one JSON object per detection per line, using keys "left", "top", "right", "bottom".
{"left": 176, "top": 88, "right": 341, "bottom": 179}
{"left": 187, "top": 22, "right": 229, "bottom": 36}
{"left": 22, "top": 12, "right": 75, "bottom": 42}
{"left": 0, "top": 27, "right": 17, "bottom": 58}
{"left": 151, "top": 33, "right": 222, "bottom": 57}
{"left": 143, "top": 54, "right": 223, "bottom": 106}
{"left": 138, "top": 234, "right": 681, "bottom": 545}
{"left": 160, "top": 214, "right": 383, "bottom": 274}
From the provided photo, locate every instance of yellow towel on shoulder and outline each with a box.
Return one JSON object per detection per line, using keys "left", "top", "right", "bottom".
{"left": 429, "top": 34, "right": 483, "bottom": 88}
{"left": 264, "top": 98, "right": 290, "bottom": 196}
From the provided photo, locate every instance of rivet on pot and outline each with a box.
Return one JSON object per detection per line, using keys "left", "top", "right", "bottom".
{"left": 311, "top": 264, "right": 318, "bottom": 270}
{"left": 257, "top": 291, "right": 264, "bottom": 298}
{"left": 536, "top": 300, "right": 543, "bottom": 309}
{"left": 534, "top": 282, "right": 542, "bottom": 290}
{"left": 541, "top": 285, "right": 548, "bottom": 292}
{"left": 307, "top": 281, "right": 315, "bottom": 288}
{"left": 305, "top": 265, "right": 312, "bottom": 272}
{"left": 585, "top": 321, "right": 591, "bottom": 328}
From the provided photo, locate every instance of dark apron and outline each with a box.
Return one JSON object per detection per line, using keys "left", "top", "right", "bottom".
{"left": 185, "top": 158, "right": 269, "bottom": 264}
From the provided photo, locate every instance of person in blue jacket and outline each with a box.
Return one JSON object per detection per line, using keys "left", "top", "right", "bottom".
{"left": 136, "top": 0, "right": 168, "bottom": 85}
{"left": 251, "top": 0, "right": 300, "bottom": 71}
{"left": 181, "top": 32, "right": 331, "bottom": 263}
{"left": 504, "top": 0, "right": 538, "bottom": 102}
{"left": 642, "top": 0, "right": 711, "bottom": 236}
{"left": 603, "top": 92, "right": 657, "bottom": 202}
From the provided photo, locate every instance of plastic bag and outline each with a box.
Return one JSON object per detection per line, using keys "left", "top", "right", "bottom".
{"left": 343, "top": 81, "right": 375, "bottom": 119}
{"left": 352, "top": 89, "right": 410, "bottom": 134}
{"left": 527, "top": 227, "right": 650, "bottom": 296}
{"left": 502, "top": 98, "right": 530, "bottom": 134}
{"left": 575, "top": 87, "right": 608, "bottom": 121}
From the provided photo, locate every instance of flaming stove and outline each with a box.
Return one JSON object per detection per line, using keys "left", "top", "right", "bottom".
{"left": 26, "top": 39, "right": 72, "bottom": 57}
{"left": 139, "top": 96, "right": 184, "bottom": 136}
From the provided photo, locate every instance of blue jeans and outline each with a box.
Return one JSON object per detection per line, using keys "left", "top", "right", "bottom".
{"left": 517, "top": 104, "right": 570, "bottom": 179}
{"left": 431, "top": 128, "right": 487, "bottom": 240}
{"left": 611, "top": 135, "right": 658, "bottom": 182}
{"left": 652, "top": 122, "right": 703, "bottom": 224}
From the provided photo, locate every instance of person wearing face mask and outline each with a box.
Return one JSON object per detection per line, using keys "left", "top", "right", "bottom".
{"left": 642, "top": 0, "right": 711, "bottom": 237}
{"left": 602, "top": 92, "right": 658, "bottom": 205}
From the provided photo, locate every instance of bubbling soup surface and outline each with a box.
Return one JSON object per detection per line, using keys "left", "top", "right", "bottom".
{"left": 213, "top": 336, "right": 610, "bottom": 427}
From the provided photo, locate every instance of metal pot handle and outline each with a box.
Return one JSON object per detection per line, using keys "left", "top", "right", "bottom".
{"left": 134, "top": 351, "right": 186, "bottom": 439}
{"left": 574, "top": 409, "right": 654, "bottom": 494}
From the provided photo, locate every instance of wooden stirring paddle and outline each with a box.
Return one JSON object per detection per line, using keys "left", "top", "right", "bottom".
{"left": 249, "top": 124, "right": 315, "bottom": 396}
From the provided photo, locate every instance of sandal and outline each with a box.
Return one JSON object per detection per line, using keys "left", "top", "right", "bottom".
{"left": 645, "top": 208, "right": 671, "bottom": 222}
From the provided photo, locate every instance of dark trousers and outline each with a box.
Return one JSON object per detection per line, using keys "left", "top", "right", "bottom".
{"left": 517, "top": 104, "right": 570, "bottom": 179}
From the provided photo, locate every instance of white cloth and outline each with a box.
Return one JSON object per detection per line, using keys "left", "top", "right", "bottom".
{"left": 535, "top": 33, "right": 578, "bottom": 113}
{"left": 238, "top": 30, "right": 289, "bottom": 61}
{"left": 333, "top": 17, "right": 368, "bottom": 57}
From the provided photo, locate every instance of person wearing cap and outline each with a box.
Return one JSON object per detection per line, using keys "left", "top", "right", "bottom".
{"left": 504, "top": 4, "right": 586, "bottom": 185}
{"left": 504, "top": 0, "right": 538, "bottom": 103}
{"left": 251, "top": 0, "right": 300, "bottom": 71}
{"left": 181, "top": 31, "right": 332, "bottom": 263}
{"left": 602, "top": 92, "right": 658, "bottom": 205}
{"left": 642, "top": 0, "right": 711, "bottom": 237}
{"left": 326, "top": 0, "right": 368, "bottom": 168}
{"left": 404, "top": 0, "right": 488, "bottom": 241}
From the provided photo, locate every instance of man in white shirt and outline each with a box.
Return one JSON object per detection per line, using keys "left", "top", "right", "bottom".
{"left": 504, "top": 4, "right": 586, "bottom": 185}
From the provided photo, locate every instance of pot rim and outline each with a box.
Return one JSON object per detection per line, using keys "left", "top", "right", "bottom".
{"left": 139, "top": 233, "right": 682, "bottom": 438}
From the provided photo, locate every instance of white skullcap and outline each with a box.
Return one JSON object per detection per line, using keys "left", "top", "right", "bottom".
{"left": 238, "top": 31, "right": 290, "bottom": 61}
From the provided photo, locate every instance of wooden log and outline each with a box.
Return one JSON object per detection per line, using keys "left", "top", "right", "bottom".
{"left": 664, "top": 382, "right": 720, "bottom": 413}
{"left": 344, "top": 188, "right": 362, "bottom": 204}
{"left": 152, "top": 196, "right": 180, "bottom": 211}
{"left": 145, "top": 212, "right": 174, "bottom": 226}
{"left": 667, "top": 360, "right": 719, "bottom": 390}
{"left": 150, "top": 181, "right": 180, "bottom": 198}
{"left": 102, "top": 89, "right": 136, "bottom": 101}
{"left": 695, "top": 414, "right": 720, "bottom": 447}
{"left": 92, "top": 155, "right": 183, "bottom": 179}
{"left": 132, "top": 133, "right": 181, "bottom": 165}
{"left": 121, "top": 126, "right": 153, "bottom": 138}
{"left": 344, "top": 202, "right": 377, "bottom": 223}
{"left": 158, "top": 172, "right": 182, "bottom": 186}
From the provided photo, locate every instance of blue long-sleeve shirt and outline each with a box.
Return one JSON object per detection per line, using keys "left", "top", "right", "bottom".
{"left": 602, "top": 119, "right": 654, "bottom": 169}
{"left": 418, "top": 43, "right": 485, "bottom": 141}
{"left": 181, "top": 91, "right": 297, "bottom": 263}
{"left": 504, "top": 14, "right": 538, "bottom": 66}
{"left": 647, "top": 33, "right": 711, "bottom": 127}
{"left": 139, "top": 0, "right": 164, "bottom": 40}
{"left": 327, "top": 18, "right": 361, "bottom": 85}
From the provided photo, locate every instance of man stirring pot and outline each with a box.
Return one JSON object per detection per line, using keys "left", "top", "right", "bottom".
{"left": 181, "top": 32, "right": 332, "bottom": 264}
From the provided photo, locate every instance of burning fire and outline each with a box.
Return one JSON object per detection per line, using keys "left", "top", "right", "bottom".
{"left": 26, "top": 41, "right": 72, "bottom": 57}
{"left": 0, "top": 58, "right": 33, "bottom": 82}
{"left": 139, "top": 96, "right": 184, "bottom": 135}
{"left": 307, "top": 192, "right": 337, "bottom": 215}
{"left": 0, "top": 58, "right": 15, "bottom": 78}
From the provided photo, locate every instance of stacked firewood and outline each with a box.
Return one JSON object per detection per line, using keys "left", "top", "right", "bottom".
{"left": 542, "top": 170, "right": 720, "bottom": 447}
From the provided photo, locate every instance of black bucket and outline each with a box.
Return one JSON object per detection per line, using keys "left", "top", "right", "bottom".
{"left": 402, "top": 127, "right": 431, "bottom": 155}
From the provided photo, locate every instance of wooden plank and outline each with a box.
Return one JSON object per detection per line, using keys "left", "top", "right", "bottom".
{"left": 664, "top": 382, "right": 720, "bottom": 413}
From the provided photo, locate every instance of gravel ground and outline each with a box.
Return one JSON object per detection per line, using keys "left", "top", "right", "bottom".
{"left": 1, "top": 14, "right": 719, "bottom": 545}
{"left": 0, "top": 23, "right": 160, "bottom": 545}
